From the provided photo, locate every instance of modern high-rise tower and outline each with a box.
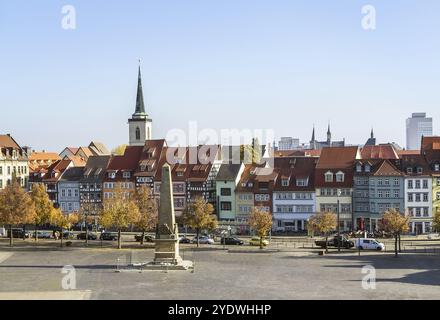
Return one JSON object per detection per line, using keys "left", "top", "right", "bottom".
{"left": 406, "top": 113, "right": 432, "bottom": 150}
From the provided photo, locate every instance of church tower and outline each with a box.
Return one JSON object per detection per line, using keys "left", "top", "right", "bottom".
{"left": 128, "top": 63, "right": 152, "bottom": 146}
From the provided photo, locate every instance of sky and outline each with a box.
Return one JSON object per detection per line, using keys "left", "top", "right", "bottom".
{"left": 1, "top": 0, "right": 440, "bottom": 152}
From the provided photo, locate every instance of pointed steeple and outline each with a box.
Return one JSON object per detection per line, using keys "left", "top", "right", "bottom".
{"left": 311, "top": 125, "right": 315, "bottom": 142}
{"left": 133, "top": 61, "right": 147, "bottom": 118}
{"left": 327, "top": 122, "right": 331, "bottom": 144}
{"left": 371, "top": 128, "right": 374, "bottom": 139}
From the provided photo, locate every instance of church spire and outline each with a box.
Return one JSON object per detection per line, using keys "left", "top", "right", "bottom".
{"left": 311, "top": 125, "right": 315, "bottom": 142}
{"left": 327, "top": 122, "right": 331, "bottom": 144}
{"left": 371, "top": 128, "right": 374, "bottom": 139}
{"left": 133, "top": 61, "right": 146, "bottom": 118}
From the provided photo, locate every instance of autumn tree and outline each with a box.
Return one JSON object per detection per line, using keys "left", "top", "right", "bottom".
{"left": 30, "top": 183, "right": 57, "bottom": 242}
{"left": 78, "top": 202, "right": 98, "bottom": 245}
{"left": 248, "top": 207, "right": 273, "bottom": 249}
{"left": 134, "top": 185, "right": 158, "bottom": 245}
{"left": 53, "top": 211, "right": 79, "bottom": 247}
{"left": 100, "top": 186, "right": 140, "bottom": 249}
{"left": 379, "top": 208, "right": 409, "bottom": 257}
{"left": 433, "top": 211, "right": 440, "bottom": 233}
{"left": 182, "top": 197, "right": 217, "bottom": 247}
{"left": 111, "top": 145, "right": 127, "bottom": 156}
{"left": 0, "top": 178, "right": 35, "bottom": 247}
{"left": 308, "top": 212, "right": 337, "bottom": 253}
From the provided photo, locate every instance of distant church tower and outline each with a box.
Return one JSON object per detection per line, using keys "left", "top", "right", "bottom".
{"left": 128, "top": 63, "right": 152, "bottom": 146}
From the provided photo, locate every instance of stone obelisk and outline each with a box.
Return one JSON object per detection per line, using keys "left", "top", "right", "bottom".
{"left": 154, "top": 163, "right": 183, "bottom": 265}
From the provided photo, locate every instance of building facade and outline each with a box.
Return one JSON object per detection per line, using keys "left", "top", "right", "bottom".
{"left": 216, "top": 163, "right": 245, "bottom": 221}
{"left": 0, "top": 134, "right": 29, "bottom": 189}
{"left": 315, "top": 146, "right": 360, "bottom": 231}
{"left": 58, "top": 167, "right": 83, "bottom": 214}
{"left": 353, "top": 160, "right": 405, "bottom": 232}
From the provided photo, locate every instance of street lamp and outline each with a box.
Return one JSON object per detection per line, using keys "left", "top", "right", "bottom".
{"left": 337, "top": 189, "right": 342, "bottom": 252}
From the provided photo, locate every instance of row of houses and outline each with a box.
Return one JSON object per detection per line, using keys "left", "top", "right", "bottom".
{"left": 2, "top": 133, "right": 440, "bottom": 234}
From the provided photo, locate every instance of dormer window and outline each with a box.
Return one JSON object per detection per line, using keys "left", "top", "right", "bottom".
{"left": 417, "top": 167, "right": 423, "bottom": 174}
{"left": 435, "top": 164, "right": 440, "bottom": 172}
{"left": 281, "top": 178, "right": 289, "bottom": 187}
{"left": 123, "top": 172, "right": 131, "bottom": 179}
{"left": 407, "top": 167, "right": 413, "bottom": 174}
{"left": 325, "top": 171, "right": 333, "bottom": 182}
{"left": 108, "top": 172, "right": 116, "bottom": 179}
{"left": 336, "top": 171, "right": 345, "bottom": 183}
{"left": 365, "top": 164, "right": 371, "bottom": 173}
{"left": 248, "top": 182, "right": 254, "bottom": 188}
{"left": 296, "top": 178, "right": 308, "bottom": 187}
{"left": 356, "top": 164, "right": 362, "bottom": 173}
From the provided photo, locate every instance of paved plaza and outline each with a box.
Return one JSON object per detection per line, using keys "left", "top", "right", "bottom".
{"left": 1, "top": 241, "right": 440, "bottom": 300}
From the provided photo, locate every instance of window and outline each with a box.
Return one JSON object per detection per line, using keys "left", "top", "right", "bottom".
{"left": 407, "top": 167, "right": 413, "bottom": 174}
{"left": 296, "top": 179, "right": 308, "bottom": 187}
{"left": 378, "top": 179, "right": 383, "bottom": 186}
{"left": 394, "top": 190, "right": 399, "bottom": 198}
{"left": 336, "top": 172, "right": 345, "bottom": 182}
{"left": 408, "top": 194, "right": 413, "bottom": 202}
{"left": 423, "top": 207, "right": 429, "bottom": 217}
{"left": 417, "top": 167, "right": 423, "bottom": 174}
{"left": 135, "top": 127, "right": 141, "bottom": 141}
{"left": 384, "top": 179, "right": 390, "bottom": 186}
{"left": 415, "top": 194, "right": 421, "bottom": 202}
{"left": 378, "top": 191, "right": 383, "bottom": 198}
{"left": 356, "top": 164, "right": 362, "bottom": 172}
{"left": 423, "top": 180, "right": 428, "bottom": 189}
{"left": 415, "top": 180, "right": 421, "bottom": 189}
{"left": 0, "top": 166, "right": 2, "bottom": 175}
{"left": 67, "top": 189, "right": 72, "bottom": 197}
{"left": 7, "top": 166, "right": 10, "bottom": 175}
{"left": 423, "top": 193, "right": 428, "bottom": 202}
{"left": 325, "top": 172, "right": 333, "bottom": 182}
{"left": 435, "top": 164, "right": 440, "bottom": 171}
{"left": 416, "top": 208, "right": 421, "bottom": 217}
{"left": 393, "top": 178, "right": 400, "bottom": 186}
{"left": 123, "top": 172, "right": 131, "bottom": 179}
{"left": 437, "top": 192, "right": 440, "bottom": 201}
{"left": 365, "top": 164, "right": 371, "bottom": 173}
{"left": 385, "top": 191, "right": 390, "bottom": 198}
{"left": 281, "top": 179, "right": 289, "bottom": 187}
{"left": 0, "top": 180, "right": 2, "bottom": 188}
{"left": 108, "top": 172, "right": 116, "bottom": 179}
{"left": 174, "top": 198, "right": 185, "bottom": 209}
{"left": 221, "top": 188, "right": 231, "bottom": 196}
{"left": 408, "top": 180, "right": 413, "bottom": 189}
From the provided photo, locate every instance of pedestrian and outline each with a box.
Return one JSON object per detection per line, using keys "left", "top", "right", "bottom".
{"left": 54, "top": 231, "right": 60, "bottom": 240}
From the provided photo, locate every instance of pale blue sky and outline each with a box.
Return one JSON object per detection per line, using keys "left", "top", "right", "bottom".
{"left": 1, "top": 0, "right": 439, "bottom": 151}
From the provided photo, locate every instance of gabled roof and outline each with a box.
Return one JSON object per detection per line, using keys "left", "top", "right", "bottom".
{"left": 29, "top": 152, "right": 61, "bottom": 162}
{"left": 273, "top": 157, "right": 318, "bottom": 191}
{"left": 361, "top": 144, "right": 399, "bottom": 160}
{"left": 216, "top": 164, "right": 243, "bottom": 181}
{"left": 0, "top": 134, "right": 20, "bottom": 149}
{"left": 371, "top": 160, "right": 403, "bottom": 177}
{"left": 59, "top": 167, "right": 85, "bottom": 182}
{"left": 398, "top": 154, "right": 432, "bottom": 176}
{"left": 421, "top": 136, "right": 440, "bottom": 151}
{"left": 107, "top": 146, "right": 143, "bottom": 171}
{"left": 316, "top": 146, "right": 359, "bottom": 169}
{"left": 89, "top": 141, "right": 110, "bottom": 155}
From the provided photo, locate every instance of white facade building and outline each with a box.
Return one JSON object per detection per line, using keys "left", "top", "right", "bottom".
{"left": 406, "top": 113, "right": 433, "bottom": 150}
{"left": 277, "top": 137, "right": 300, "bottom": 151}
{"left": 404, "top": 176, "right": 433, "bottom": 234}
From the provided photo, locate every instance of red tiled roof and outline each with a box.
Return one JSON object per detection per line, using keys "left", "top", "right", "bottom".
{"left": 316, "top": 146, "right": 359, "bottom": 169}
{"left": 273, "top": 157, "right": 318, "bottom": 191}
{"left": 361, "top": 144, "right": 399, "bottom": 160}
{"left": 371, "top": 160, "right": 403, "bottom": 176}
{"left": 0, "top": 135, "right": 20, "bottom": 149}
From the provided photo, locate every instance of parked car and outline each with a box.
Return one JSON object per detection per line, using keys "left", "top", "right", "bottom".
{"left": 221, "top": 237, "right": 244, "bottom": 245}
{"left": 34, "top": 231, "right": 52, "bottom": 239}
{"left": 62, "top": 231, "right": 76, "bottom": 239}
{"left": 315, "top": 235, "right": 354, "bottom": 249}
{"left": 134, "top": 234, "right": 155, "bottom": 243}
{"left": 77, "top": 232, "right": 98, "bottom": 240}
{"left": 192, "top": 236, "right": 215, "bottom": 245}
{"left": 100, "top": 232, "right": 118, "bottom": 241}
{"left": 179, "top": 236, "right": 191, "bottom": 244}
{"left": 249, "top": 237, "right": 269, "bottom": 246}
{"left": 7, "top": 228, "right": 31, "bottom": 239}
{"left": 354, "top": 238, "right": 385, "bottom": 251}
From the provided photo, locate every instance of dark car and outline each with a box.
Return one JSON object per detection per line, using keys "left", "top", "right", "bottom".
{"left": 100, "top": 232, "right": 118, "bottom": 241}
{"left": 315, "top": 235, "right": 354, "bottom": 249}
{"left": 179, "top": 236, "right": 191, "bottom": 244}
{"left": 77, "top": 232, "right": 98, "bottom": 240}
{"left": 7, "top": 228, "right": 30, "bottom": 238}
{"left": 221, "top": 237, "right": 244, "bottom": 245}
{"left": 134, "top": 234, "right": 155, "bottom": 243}
{"left": 62, "top": 231, "right": 76, "bottom": 239}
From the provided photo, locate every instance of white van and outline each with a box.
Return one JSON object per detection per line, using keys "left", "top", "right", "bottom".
{"left": 355, "top": 238, "right": 385, "bottom": 251}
